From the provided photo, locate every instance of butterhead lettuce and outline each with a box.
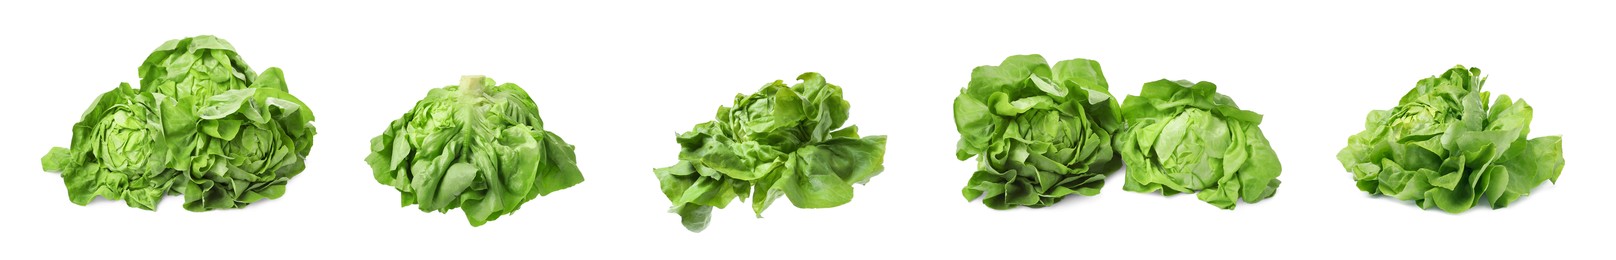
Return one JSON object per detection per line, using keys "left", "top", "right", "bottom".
{"left": 655, "top": 73, "right": 887, "bottom": 232}
{"left": 952, "top": 55, "right": 1121, "bottom": 209}
{"left": 42, "top": 83, "right": 177, "bottom": 210}
{"left": 366, "top": 75, "right": 584, "bottom": 226}
{"left": 1115, "top": 79, "right": 1281, "bottom": 209}
{"left": 1337, "top": 66, "right": 1564, "bottom": 213}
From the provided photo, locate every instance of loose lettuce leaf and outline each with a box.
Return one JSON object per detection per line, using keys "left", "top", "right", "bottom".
{"left": 656, "top": 73, "right": 886, "bottom": 232}
{"left": 365, "top": 76, "right": 584, "bottom": 226}
{"left": 1337, "top": 66, "right": 1564, "bottom": 213}
{"left": 1116, "top": 80, "right": 1281, "bottom": 209}
{"left": 953, "top": 55, "right": 1121, "bottom": 209}
{"left": 41, "top": 35, "right": 313, "bottom": 211}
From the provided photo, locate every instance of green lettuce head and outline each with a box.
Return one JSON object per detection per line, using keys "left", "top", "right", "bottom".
{"left": 366, "top": 76, "right": 584, "bottom": 227}
{"left": 655, "top": 73, "right": 887, "bottom": 232}
{"left": 42, "top": 83, "right": 178, "bottom": 210}
{"left": 1338, "top": 66, "right": 1564, "bottom": 213}
{"left": 952, "top": 55, "right": 1121, "bottom": 209}
{"left": 173, "top": 70, "right": 316, "bottom": 211}
{"left": 139, "top": 35, "right": 257, "bottom": 103}
{"left": 1115, "top": 80, "right": 1281, "bottom": 209}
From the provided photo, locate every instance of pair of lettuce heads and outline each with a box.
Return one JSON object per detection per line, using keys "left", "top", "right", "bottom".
{"left": 41, "top": 35, "right": 316, "bottom": 212}
{"left": 953, "top": 54, "right": 1280, "bottom": 210}
{"left": 952, "top": 55, "right": 1563, "bottom": 212}
{"left": 37, "top": 36, "right": 585, "bottom": 226}
{"left": 372, "top": 71, "right": 887, "bottom": 230}
{"left": 365, "top": 71, "right": 887, "bottom": 230}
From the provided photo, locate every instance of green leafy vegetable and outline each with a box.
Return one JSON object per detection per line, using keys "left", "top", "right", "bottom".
{"left": 140, "top": 35, "right": 257, "bottom": 103}
{"left": 41, "top": 83, "right": 176, "bottom": 210}
{"left": 655, "top": 72, "right": 886, "bottom": 232}
{"left": 366, "top": 75, "right": 584, "bottom": 226}
{"left": 1115, "top": 80, "right": 1281, "bottom": 209}
{"left": 952, "top": 55, "right": 1121, "bottom": 209}
{"left": 1337, "top": 66, "right": 1564, "bottom": 213}
{"left": 175, "top": 83, "right": 315, "bottom": 211}
{"left": 41, "top": 35, "right": 316, "bottom": 211}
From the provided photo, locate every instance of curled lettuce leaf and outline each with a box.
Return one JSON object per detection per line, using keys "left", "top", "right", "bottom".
{"left": 366, "top": 76, "right": 584, "bottom": 226}
{"left": 1337, "top": 66, "right": 1564, "bottom": 213}
{"left": 952, "top": 55, "right": 1121, "bottom": 209}
{"left": 655, "top": 73, "right": 886, "bottom": 232}
{"left": 41, "top": 35, "right": 313, "bottom": 211}
{"left": 1116, "top": 80, "right": 1281, "bottom": 209}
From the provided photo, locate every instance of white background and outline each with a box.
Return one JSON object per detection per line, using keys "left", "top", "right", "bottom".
{"left": 2, "top": 1, "right": 1610, "bottom": 259}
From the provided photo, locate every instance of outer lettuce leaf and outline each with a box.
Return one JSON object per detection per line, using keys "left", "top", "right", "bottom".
{"left": 656, "top": 73, "right": 886, "bottom": 232}
{"left": 1116, "top": 80, "right": 1281, "bottom": 209}
{"left": 1337, "top": 66, "right": 1564, "bottom": 213}
{"left": 952, "top": 55, "right": 1121, "bottom": 209}
{"left": 366, "top": 76, "right": 584, "bottom": 226}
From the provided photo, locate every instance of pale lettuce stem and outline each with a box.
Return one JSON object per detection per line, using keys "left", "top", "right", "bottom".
{"left": 459, "top": 75, "right": 485, "bottom": 97}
